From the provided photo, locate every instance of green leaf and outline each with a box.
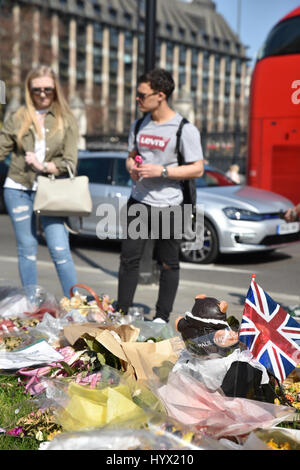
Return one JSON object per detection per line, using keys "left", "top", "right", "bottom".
{"left": 59, "top": 361, "right": 74, "bottom": 376}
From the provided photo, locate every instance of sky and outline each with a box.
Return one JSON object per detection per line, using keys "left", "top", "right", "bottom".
{"left": 184, "top": 0, "right": 300, "bottom": 65}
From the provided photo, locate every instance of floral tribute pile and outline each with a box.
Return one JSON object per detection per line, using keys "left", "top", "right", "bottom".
{"left": 0, "top": 284, "right": 299, "bottom": 451}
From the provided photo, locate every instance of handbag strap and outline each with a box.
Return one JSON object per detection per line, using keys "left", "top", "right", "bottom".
{"left": 69, "top": 283, "right": 104, "bottom": 311}
{"left": 48, "top": 162, "right": 75, "bottom": 181}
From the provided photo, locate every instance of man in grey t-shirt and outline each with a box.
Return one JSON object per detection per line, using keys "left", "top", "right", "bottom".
{"left": 116, "top": 68, "right": 204, "bottom": 323}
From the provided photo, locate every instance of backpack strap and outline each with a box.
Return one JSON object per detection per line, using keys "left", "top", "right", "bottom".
{"left": 134, "top": 113, "right": 150, "bottom": 151}
{"left": 176, "top": 118, "right": 189, "bottom": 166}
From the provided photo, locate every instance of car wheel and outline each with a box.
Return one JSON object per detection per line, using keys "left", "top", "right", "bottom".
{"left": 180, "top": 218, "right": 219, "bottom": 264}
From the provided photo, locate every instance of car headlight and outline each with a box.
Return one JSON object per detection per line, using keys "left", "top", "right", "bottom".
{"left": 223, "top": 207, "right": 264, "bottom": 221}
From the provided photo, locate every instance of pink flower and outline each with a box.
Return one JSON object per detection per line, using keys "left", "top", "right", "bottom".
{"left": 7, "top": 426, "right": 23, "bottom": 437}
{"left": 135, "top": 155, "right": 143, "bottom": 166}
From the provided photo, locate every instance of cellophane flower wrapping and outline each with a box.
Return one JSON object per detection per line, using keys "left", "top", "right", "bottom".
{"left": 0, "top": 284, "right": 60, "bottom": 321}
{"left": 38, "top": 365, "right": 164, "bottom": 433}
{"left": 0, "top": 284, "right": 63, "bottom": 349}
{"left": 154, "top": 369, "right": 295, "bottom": 439}
{"left": 39, "top": 426, "right": 202, "bottom": 450}
{"left": 59, "top": 291, "right": 120, "bottom": 324}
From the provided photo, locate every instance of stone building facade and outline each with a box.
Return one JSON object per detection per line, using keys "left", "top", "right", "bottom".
{"left": 0, "top": 0, "right": 251, "bottom": 152}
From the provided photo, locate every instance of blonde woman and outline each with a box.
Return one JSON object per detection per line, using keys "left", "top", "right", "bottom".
{"left": 0, "top": 65, "right": 78, "bottom": 297}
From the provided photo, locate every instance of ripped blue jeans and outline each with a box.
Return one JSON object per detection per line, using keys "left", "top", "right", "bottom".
{"left": 4, "top": 188, "right": 77, "bottom": 297}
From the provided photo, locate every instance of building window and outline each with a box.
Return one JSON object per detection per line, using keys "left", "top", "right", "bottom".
{"left": 124, "top": 31, "right": 133, "bottom": 87}
{"left": 225, "top": 56, "right": 231, "bottom": 75}
{"left": 166, "top": 23, "right": 172, "bottom": 34}
{"left": 202, "top": 51, "right": 210, "bottom": 79}
{"left": 76, "top": 0, "right": 84, "bottom": 9}
{"left": 109, "top": 7, "right": 117, "bottom": 20}
{"left": 109, "top": 27, "right": 119, "bottom": 107}
{"left": 92, "top": 1, "right": 101, "bottom": 14}
{"left": 214, "top": 37, "right": 220, "bottom": 48}
{"left": 77, "top": 20, "right": 86, "bottom": 83}
{"left": 124, "top": 12, "right": 131, "bottom": 25}
{"left": 58, "top": 16, "right": 69, "bottom": 82}
{"left": 165, "top": 41, "right": 173, "bottom": 74}
{"left": 179, "top": 27, "right": 185, "bottom": 38}
{"left": 202, "top": 34, "right": 209, "bottom": 45}
{"left": 93, "top": 23, "right": 102, "bottom": 84}
{"left": 178, "top": 44, "right": 186, "bottom": 89}
{"left": 94, "top": 23, "right": 102, "bottom": 43}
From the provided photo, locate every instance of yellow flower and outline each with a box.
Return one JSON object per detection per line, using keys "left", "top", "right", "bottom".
{"left": 47, "top": 430, "right": 61, "bottom": 441}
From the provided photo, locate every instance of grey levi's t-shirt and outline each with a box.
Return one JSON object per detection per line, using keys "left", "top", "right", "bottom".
{"left": 128, "top": 113, "right": 204, "bottom": 207}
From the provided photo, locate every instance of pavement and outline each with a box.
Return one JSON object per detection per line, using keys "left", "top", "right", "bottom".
{"left": 1, "top": 252, "right": 299, "bottom": 333}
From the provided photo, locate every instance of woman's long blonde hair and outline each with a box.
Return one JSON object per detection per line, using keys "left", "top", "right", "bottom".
{"left": 16, "top": 65, "right": 75, "bottom": 148}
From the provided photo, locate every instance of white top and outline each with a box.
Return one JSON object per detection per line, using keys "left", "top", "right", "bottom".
{"left": 4, "top": 110, "right": 47, "bottom": 191}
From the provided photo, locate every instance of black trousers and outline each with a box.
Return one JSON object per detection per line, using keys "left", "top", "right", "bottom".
{"left": 117, "top": 197, "right": 181, "bottom": 321}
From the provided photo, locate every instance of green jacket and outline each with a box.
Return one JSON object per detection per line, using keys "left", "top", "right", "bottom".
{"left": 0, "top": 105, "right": 78, "bottom": 189}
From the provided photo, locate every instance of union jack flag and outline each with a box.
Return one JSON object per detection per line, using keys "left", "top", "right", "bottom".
{"left": 239, "top": 276, "right": 300, "bottom": 382}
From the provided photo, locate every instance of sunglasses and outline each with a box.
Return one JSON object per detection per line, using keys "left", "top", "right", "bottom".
{"left": 31, "top": 87, "right": 55, "bottom": 96}
{"left": 136, "top": 91, "right": 158, "bottom": 100}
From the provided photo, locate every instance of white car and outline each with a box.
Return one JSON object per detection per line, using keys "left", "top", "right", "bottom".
{"left": 68, "top": 151, "right": 300, "bottom": 264}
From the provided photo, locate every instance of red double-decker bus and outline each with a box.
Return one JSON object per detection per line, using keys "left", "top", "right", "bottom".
{"left": 247, "top": 7, "right": 300, "bottom": 204}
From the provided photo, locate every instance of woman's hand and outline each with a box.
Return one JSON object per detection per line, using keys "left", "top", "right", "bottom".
{"left": 25, "top": 152, "right": 57, "bottom": 174}
{"left": 25, "top": 152, "right": 43, "bottom": 172}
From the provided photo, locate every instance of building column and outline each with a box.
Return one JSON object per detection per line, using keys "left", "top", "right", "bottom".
{"left": 206, "top": 54, "right": 215, "bottom": 132}
{"left": 11, "top": 4, "right": 21, "bottom": 103}
{"left": 217, "top": 56, "right": 226, "bottom": 132}
{"left": 185, "top": 48, "right": 192, "bottom": 93}
{"left": 116, "top": 30, "right": 125, "bottom": 134}
{"left": 51, "top": 13, "right": 59, "bottom": 75}
{"left": 131, "top": 34, "right": 138, "bottom": 121}
{"left": 229, "top": 59, "right": 237, "bottom": 131}
{"left": 239, "top": 61, "right": 247, "bottom": 131}
{"left": 85, "top": 22, "right": 94, "bottom": 105}
{"left": 68, "top": 18, "right": 77, "bottom": 99}
{"left": 159, "top": 41, "right": 166, "bottom": 69}
{"left": 172, "top": 44, "right": 179, "bottom": 101}
{"left": 101, "top": 26, "right": 110, "bottom": 133}
{"left": 32, "top": 8, "right": 40, "bottom": 68}
{"left": 195, "top": 51, "right": 203, "bottom": 128}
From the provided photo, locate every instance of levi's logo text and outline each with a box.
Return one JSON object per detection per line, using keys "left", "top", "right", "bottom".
{"left": 139, "top": 134, "right": 170, "bottom": 151}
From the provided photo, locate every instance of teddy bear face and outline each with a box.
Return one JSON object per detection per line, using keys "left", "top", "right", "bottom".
{"left": 176, "top": 295, "right": 229, "bottom": 341}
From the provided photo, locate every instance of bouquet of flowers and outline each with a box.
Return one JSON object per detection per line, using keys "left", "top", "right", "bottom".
{"left": 6, "top": 407, "right": 62, "bottom": 442}
{"left": 60, "top": 288, "right": 119, "bottom": 323}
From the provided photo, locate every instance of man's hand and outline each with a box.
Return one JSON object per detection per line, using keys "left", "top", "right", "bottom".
{"left": 129, "top": 166, "right": 140, "bottom": 181}
{"left": 134, "top": 163, "right": 163, "bottom": 179}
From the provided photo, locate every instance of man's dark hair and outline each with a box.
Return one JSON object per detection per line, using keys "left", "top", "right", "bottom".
{"left": 138, "top": 68, "right": 175, "bottom": 99}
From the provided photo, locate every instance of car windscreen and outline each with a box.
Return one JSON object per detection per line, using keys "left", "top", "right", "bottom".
{"left": 196, "top": 170, "right": 236, "bottom": 188}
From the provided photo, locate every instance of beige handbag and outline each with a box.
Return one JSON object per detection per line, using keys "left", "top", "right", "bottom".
{"left": 33, "top": 164, "right": 92, "bottom": 217}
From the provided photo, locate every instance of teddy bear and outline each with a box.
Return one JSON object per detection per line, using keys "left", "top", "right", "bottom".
{"left": 175, "top": 294, "right": 239, "bottom": 356}
{"left": 174, "top": 294, "right": 278, "bottom": 403}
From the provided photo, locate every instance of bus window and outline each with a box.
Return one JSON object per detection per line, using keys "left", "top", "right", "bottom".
{"left": 257, "top": 16, "right": 300, "bottom": 59}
